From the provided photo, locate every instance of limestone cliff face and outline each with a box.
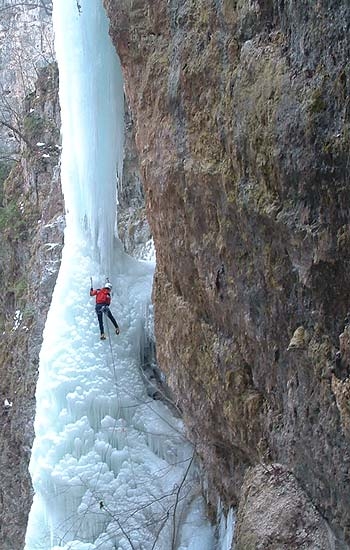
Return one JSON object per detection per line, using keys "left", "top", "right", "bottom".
{"left": 0, "top": 64, "right": 63, "bottom": 549}
{"left": 104, "top": 1, "right": 350, "bottom": 547}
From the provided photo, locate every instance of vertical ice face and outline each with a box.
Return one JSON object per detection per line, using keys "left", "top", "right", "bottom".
{"left": 54, "top": 0, "right": 124, "bottom": 272}
{"left": 24, "top": 1, "right": 219, "bottom": 549}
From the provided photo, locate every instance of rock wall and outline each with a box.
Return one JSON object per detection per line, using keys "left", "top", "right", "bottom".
{"left": 0, "top": 63, "right": 62, "bottom": 550}
{"left": 234, "top": 463, "right": 333, "bottom": 550}
{"left": 103, "top": 0, "right": 350, "bottom": 547}
{"left": 117, "top": 98, "right": 153, "bottom": 259}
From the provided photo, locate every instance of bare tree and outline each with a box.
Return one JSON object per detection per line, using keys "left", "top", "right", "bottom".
{"left": 0, "top": 1, "right": 52, "bottom": 15}
{"left": 0, "top": 0, "right": 54, "bottom": 159}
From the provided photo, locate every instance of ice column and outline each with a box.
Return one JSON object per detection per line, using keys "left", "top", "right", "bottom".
{"left": 55, "top": 0, "right": 124, "bottom": 271}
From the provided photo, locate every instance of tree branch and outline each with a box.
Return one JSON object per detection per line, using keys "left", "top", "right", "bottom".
{"left": 0, "top": 120, "right": 33, "bottom": 149}
{"left": 171, "top": 454, "right": 194, "bottom": 549}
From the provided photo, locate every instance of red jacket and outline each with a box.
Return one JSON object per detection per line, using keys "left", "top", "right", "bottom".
{"left": 90, "top": 288, "right": 111, "bottom": 305}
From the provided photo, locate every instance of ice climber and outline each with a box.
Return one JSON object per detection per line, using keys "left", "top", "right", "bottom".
{"left": 90, "top": 282, "right": 120, "bottom": 340}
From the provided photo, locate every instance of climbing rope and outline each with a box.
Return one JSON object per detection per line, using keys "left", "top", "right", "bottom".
{"left": 104, "top": 312, "right": 137, "bottom": 488}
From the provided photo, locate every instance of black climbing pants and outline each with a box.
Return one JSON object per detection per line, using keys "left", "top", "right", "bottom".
{"left": 95, "top": 304, "right": 119, "bottom": 335}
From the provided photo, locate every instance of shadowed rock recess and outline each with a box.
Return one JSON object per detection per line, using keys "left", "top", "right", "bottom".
{"left": 103, "top": 1, "right": 350, "bottom": 547}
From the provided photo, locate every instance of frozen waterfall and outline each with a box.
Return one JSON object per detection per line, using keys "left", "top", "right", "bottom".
{"left": 25, "top": 1, "right": 234, "bottom": 549}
